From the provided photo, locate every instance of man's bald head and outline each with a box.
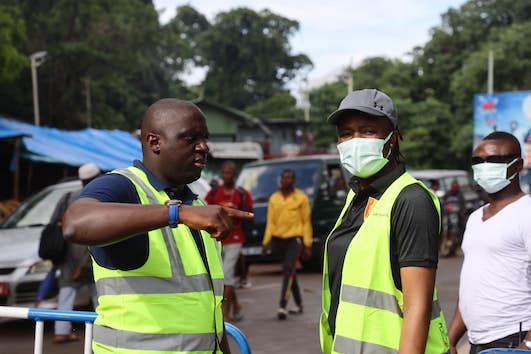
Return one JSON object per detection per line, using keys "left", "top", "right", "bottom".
{"left": 141, "top": 99, "right": 204, "bottom": 144}
{"left": 483, "top": 131, "right": 522, "bottom": 156}
{"left": 139, "top": 98, "right": 209, "bottom": 186}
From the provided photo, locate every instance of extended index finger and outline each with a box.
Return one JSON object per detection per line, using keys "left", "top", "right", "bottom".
{"left": 225, "top": 207, "right": 254, "bottom": 220}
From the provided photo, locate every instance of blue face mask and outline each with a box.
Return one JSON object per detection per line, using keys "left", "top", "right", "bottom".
{"left": 337, "top": 132, "right": 393, "bottom": 178}
{"left": 472, "top": 158, "right": 518, "bottom": 194}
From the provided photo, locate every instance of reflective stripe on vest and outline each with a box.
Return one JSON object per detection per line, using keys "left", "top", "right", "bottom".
{"left": 334, "top": 336, "right": 398, "bottom": 354}
{"left": 341, "top": 285, "right": 444, "bottom": 321}
{"left": 321, "top": 172, "right": 449, "bottom": 354}
{"left": 94, "top": 326, "right": 216, "bottom": 352}
{"left": 92, "top": 167, "right": 224, "bottom": 353}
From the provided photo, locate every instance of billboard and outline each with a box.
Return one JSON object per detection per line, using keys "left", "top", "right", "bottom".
{"left": 474, "top": 90, "right": 531, "bottom": 168}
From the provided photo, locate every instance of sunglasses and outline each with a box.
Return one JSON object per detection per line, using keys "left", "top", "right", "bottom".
{"left": 471, "top": 154, "right": 519, "bottom": 165}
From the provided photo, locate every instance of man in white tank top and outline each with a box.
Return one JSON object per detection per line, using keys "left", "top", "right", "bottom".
{"left": 448, "top": 131, "right": 531, "bottom": 354}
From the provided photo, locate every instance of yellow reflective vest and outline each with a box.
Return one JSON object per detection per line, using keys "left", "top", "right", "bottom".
{"left": 321, "top": 172, "right": 450, "bottom": 354}
{"left": 92, "top": 167, "right": 224, "bottom": 354}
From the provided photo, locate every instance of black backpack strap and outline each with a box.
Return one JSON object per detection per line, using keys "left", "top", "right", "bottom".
{"left": 237, "top": 186, "right": 253, "bottom": 212}
{"left": 50, "top": 191, "right": 72, "bottom": 225}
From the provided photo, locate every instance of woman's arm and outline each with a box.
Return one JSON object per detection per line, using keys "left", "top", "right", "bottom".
{"left": 399, "top": 266, "right": 436, "bottom": 354}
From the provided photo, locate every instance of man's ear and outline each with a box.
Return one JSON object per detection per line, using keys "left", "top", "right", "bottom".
{"left": 146, "top": 132, "right": 161, "bottom": 154}
{"left": 516, "top": 157, "right": 524, "bottom": 173}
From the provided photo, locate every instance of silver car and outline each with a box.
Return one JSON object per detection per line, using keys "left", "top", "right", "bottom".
{"left": 0, "top": 177, "right": 210, "bottom": 310}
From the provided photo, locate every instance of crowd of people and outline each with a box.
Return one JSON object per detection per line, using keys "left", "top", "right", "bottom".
{"left": 34, "top": 89, "right": 528, "bottom": 354}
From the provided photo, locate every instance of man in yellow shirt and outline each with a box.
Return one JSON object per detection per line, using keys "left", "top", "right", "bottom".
{"left": 262, "top": 169, "right": 312, "bottom": 320}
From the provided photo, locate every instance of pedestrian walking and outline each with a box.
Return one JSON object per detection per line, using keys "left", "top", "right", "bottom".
{"left": 205, "top": 160, "right": 254, "bottom": 322}
{"left": 320, "top": 89, "right": 449, "bottom": 354}
{"left": 63, "top": 99, "right": 253, "bottom": 354}
{"left": 262, "top": 169, "right": 312, "bottom": 320}
{"left": 448, "top": 131, "right": 531, "bottom": 353}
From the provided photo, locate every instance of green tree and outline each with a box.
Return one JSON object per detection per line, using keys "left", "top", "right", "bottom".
{"left": 448, "top": 21, "right": 531, "bottom": 164}
{"left": 198, "top": 8, "right": 312, "bottom": 109}
{"left": 348, "top": 57, "right": 415, "bottom": 100}
{"left": 0, "top": 0, "right": 169, "bottom": 130}
{"left": 245, "top": 91, "right": 303, "bottom": 119}
{"left": 411, "top": 0, "right": 531, "bottom": 102}
{"left": 308, "top": 81, "right": 348, "bottom": 148}
{"left": 161, "top": 5, "right": 209, "bottom": 100}
{"left": 0, "top": 6, "right": 27, "bottom": 82}
{"left": 397, "top": 97, "right": 455, "bottom": 169}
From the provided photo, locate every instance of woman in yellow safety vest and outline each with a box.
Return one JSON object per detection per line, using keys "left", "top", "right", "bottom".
{"left": 320, "top": 89, "right": 450, "bottom": 354}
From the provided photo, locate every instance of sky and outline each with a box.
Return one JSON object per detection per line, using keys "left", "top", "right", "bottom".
{"left": 153, "top": 0, "right": 467, "bottom": 89}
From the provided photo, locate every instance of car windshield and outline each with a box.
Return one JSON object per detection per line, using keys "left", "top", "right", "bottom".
{"left": 1, "top": 185, "right": 75, "bottom": 229}
{"left": 237, "top": 161, "right": 321, "bottom": 203}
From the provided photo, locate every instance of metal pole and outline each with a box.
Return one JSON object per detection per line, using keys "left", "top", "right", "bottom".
{"left": 347, "top": 75, "right": 353, "bottom": 93}
{"left": 30, "top": 58, "right": 40, "bottom": 126}
{"left": 488, "top": 50, "right": 494, "bottom": 94}
{"left": 84, "top": 323, "right": 94, "bottom": 354}
{"left": 34, "top": 320, "right": 44, "bottom": 354}
{"left": 29, "top": 51, "right": 47, "bottom": 126}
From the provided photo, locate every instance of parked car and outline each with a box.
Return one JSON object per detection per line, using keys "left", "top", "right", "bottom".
{"left": 236, "top": 155, "right": 349, "bottom": 269}
{"left": 0, "top": 176, "right": 209, "bottom": 310}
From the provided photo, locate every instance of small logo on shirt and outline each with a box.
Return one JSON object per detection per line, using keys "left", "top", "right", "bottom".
{"left": 364, "top": 197, "right": 379, "bottom": 220}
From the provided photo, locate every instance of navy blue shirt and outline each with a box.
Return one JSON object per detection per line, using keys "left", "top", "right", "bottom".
{"left": 79, "top": 160, "right": 198, "bottom": 270}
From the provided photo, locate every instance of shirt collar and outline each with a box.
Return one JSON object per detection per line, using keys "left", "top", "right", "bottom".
{"left": 133, "top": 160, "right": 198, "bottom": 204}
{"left": 348, "top": 163, "right": 406, "bottom": 194}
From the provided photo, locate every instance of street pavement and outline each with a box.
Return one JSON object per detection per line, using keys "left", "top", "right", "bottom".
{"left": 0, "top": 256, "right": 469, "bottom": 353}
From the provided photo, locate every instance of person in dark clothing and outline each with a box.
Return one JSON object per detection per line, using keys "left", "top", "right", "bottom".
{"left": 440, "top": 180, "right": 466, "bottom": 257}
{"left": 320, "top": 89, "right": 449, "bottom": 354}
{"left": 54, "top": 162, "right": 101, "bottom": 343}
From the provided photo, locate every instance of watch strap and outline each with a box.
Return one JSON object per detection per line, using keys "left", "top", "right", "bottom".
{"left": 166, "top": 199, "right": 182, "bottom": 228}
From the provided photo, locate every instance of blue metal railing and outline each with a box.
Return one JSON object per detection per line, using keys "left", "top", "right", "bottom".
{"left": 0, "top": 306, "right": 251, "bottom": 354}
{"left": 478, "top": 350, "right": 530, "bottom": 353}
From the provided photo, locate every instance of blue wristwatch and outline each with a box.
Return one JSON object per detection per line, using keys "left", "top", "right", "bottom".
{"left": 165, "top": 199, "right": 182, "bottom": 228}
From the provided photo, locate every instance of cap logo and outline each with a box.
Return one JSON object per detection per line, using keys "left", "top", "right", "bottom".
{"left": 374, "top": 102, "right": 384, "bottom": 111}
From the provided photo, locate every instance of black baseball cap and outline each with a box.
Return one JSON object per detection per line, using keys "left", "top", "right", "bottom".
{"left": 327, "top": 88, "right": 397, "bottom": 127}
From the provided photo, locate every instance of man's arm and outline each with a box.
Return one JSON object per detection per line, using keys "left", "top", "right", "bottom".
{"left": 63, "top": 198, "right": 253, "bottom": 246}
{"left": 399, "top": 266, "right": 436, "bottom": 354}
{"left": 262, "top": 196, "right": 276, "bottom": 247}
{"left": 448, "top": 300, "right": 467, "bottom": 354}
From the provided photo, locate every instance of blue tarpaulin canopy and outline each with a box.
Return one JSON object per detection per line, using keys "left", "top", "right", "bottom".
{"left": 0, "top": 126, "right": 27, "bottom": 139}
{"left": 0, "top": 117, "right": 141, "bottom": 171}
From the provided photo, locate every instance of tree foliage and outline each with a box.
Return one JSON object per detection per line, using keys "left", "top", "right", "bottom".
{"left": 0, "top": 6, "right": 27, "bottom": 82}
{"left": 245, "top": 91, "right": 303, "bottom": 119}
{"left": 198, "top": 8, "right": 312, "bottom": 109}
{"left": 308, "top": 0, "right": 531, "bottom": 169}
{"left": 308, "top": 81, "right": 348, "bottom": 149}
{"left": 0, "top": 2, "right": 310, "bottom": 129}
{"left": 0, "top": 0, "right": 168, "bottom": 129}
{"left": 0, "top": 0, "right": 529, "bottom": 171}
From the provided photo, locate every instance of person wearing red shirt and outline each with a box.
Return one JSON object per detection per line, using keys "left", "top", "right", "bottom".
{"left": 205, "top": 161, "right": 253, "bottom": 322}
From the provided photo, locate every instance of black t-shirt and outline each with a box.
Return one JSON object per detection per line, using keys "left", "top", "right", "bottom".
{"left": 326, "top": 164, "right": 440, "bottom": 335}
